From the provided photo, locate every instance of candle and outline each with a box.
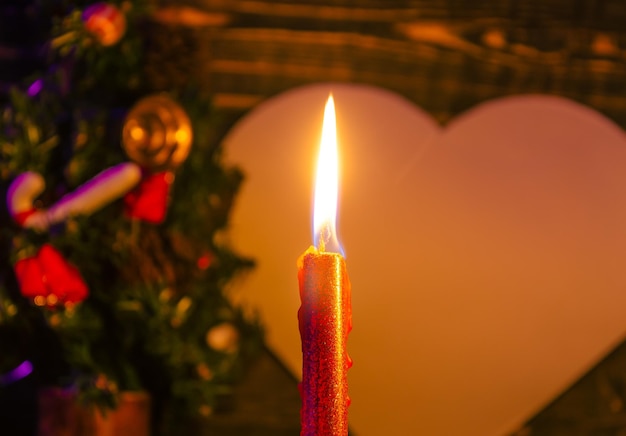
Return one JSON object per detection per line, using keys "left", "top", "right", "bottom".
{"left": 298, "top": 95, "right": 352, "bottom": 436}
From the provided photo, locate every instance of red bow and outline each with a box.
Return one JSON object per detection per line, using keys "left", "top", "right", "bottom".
{"left": 13, "top": 244, "right": 88, "bottom": 304}
{"left": 13, "top": 208, "right": 38, "bottom": 227}
{"left": 123, "top": 171, "right": 171, "bottom": 223}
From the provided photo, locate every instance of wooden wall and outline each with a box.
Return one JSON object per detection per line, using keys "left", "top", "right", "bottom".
{"left": 153, "top": 0, "right": 626, "bottom": 129}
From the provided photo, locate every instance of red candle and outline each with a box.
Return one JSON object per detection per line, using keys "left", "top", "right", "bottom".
{"left": 298, "top": 95, "right": 352, "bottom": 435}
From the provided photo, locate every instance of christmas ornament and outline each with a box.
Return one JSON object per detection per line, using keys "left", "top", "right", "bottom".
{"left": 122, "top": 95, "right": 193, "bottom": 172}
{"left": 170, "top": 296, "right": 192, "bottom": 328}
{"left": 7, "top": 163, "right": 141, "bottom": 231}
{"left": 196, "top": 252, "right": 213, "bottom": 270}
{"left": 82, "top": 2, "right": 126, "bottom": 46}
{"left": 196, "top": 363, "right": 213, "bottom": 381}
{"left": 6, "top": 171, "right": 45, "bottom": 227}
{"left": 206, "top": 322, "right": 239, "bottom": 353}
{"left": 123, "top": 171, "right": 173, "bottom": 223}
{"left": 121, "top": 94, "right": 193, "bottom": 223}
{"left": 94, "top": 374, "right": 118, "bottom": 394}
{"left": 13, "top": 244, "right": 88, "bottom": 304}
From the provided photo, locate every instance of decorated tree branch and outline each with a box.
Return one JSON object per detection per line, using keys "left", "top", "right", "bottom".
{"left": 0, "top": 0, "right": 263, "bottom": 432}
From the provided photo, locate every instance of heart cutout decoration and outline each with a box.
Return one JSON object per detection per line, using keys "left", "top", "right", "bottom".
{"left": 223, "top": 83, "right": 626, "bottom": 436}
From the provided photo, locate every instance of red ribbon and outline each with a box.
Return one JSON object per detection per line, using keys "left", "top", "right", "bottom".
{"left": 12, "top": 208, "right": 38, "bottom": 227}
{"left": 123, "top": 171, "right": 171, "bottom": 224}
{"left": 13, "top": 244, "right": 89, "bottom": 304}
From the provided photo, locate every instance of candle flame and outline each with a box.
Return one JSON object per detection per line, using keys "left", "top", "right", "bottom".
{"left": 313, "top": 94, "right": 342, "bottom": 254}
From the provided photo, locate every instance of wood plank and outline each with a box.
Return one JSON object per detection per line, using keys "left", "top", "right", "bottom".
{"left": 147, "top": 0, "right": 626, "bottom": 128}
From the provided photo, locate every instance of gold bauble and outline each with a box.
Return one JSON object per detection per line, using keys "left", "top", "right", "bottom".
{"left": 206, "top": 322, "right": 239, "bottom": 354}
{"left": 122, "top": 95, "right": 193, "bottom": 172}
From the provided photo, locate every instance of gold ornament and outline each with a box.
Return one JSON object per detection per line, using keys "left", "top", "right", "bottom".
{"left": 206, "top": 322, "right": 239, "bottom": 353}
{"left": 122, "top": 95, "right": 193, "bottom": 172}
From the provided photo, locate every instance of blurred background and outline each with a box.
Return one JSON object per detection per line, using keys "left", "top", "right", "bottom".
{"left": 3, "top": 1, "right": 626, "bottom": 435}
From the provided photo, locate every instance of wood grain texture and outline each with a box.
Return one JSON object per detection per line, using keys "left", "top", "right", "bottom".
{"left": 200, "top": 348, "right": 302, "bottom": 436}
{"left": 509, "top": 340, "right": 626, "bottom": 436}
{"left": 152, "top": 0, "right": 626, "bottom": 127}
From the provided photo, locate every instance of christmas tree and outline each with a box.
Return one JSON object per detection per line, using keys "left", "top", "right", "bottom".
{"left": 0, "top": 0, "right": 263, "bottom": 432}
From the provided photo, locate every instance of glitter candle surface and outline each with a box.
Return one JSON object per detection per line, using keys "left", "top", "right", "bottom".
{"left": 298, "top": 246, "right": 352, "bottom": 436}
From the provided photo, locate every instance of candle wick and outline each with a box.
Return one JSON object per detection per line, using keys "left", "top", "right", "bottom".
{"left": 318, "top": 223, "right": 330, "bottom": 253}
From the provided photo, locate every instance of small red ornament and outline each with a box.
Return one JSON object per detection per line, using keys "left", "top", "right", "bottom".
{"left": 13, "top": 244, "right": 89, "bottom": 305}
{"left": 123, "top": 171, "right": 172, "bottom": 223}
{"left": 196, "top": 253, "right": 213, "bottom": 270}
{"left": 83, "top": 2, "right": 126, "bottom": 46}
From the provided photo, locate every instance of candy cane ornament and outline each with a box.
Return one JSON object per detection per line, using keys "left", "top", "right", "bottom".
{"left": 6, "top": 171, "right": 46, "bottom": 229}
{"left": 7, "top": 162, "right": 142, "bottom": 231}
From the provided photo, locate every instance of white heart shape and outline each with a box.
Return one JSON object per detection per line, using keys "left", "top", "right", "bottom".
{"left": 224, "top": 83, "right": 626, "bottom": 435}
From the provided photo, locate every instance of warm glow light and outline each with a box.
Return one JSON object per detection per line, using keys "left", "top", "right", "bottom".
{"left": 130, "top": 126, "right": 145, "bottom": 140}
{"left": 313, "top": 94, "right": 342, "bottom": 254}
{"left": 175, "top": 128, "right": 190, "bottom": 143}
